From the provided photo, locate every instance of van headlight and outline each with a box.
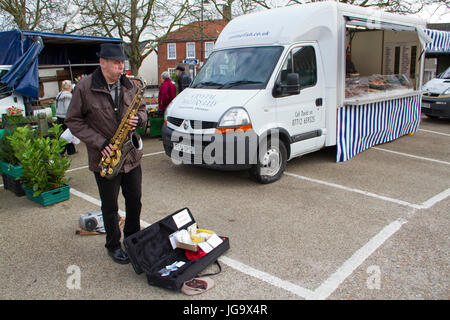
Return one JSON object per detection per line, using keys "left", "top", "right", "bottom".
{"left": 216, "top": 107, "right": 253, "bottom": 134}
{"left": 443, "top": 87, "right": 450, "bottom": 95}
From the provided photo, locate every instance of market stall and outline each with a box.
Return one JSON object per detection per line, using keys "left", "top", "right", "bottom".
{"left": 337, "top": 23, "right": 424, "bottom": 162}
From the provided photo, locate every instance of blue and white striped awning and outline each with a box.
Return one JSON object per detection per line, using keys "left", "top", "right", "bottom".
{"left": 337, "top": 94, "right": 421, "bottom": 162}
{"left": 424, "top": 29, "right": 450, "bottom": 53}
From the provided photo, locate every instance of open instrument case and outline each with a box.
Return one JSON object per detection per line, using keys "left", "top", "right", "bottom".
{"left": 124, "top": 207, "right": 230, "bottom": 290}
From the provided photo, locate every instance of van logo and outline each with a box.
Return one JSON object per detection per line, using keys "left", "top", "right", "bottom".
{"left": 183, "top": 120, "right": 189, "bottom": 130}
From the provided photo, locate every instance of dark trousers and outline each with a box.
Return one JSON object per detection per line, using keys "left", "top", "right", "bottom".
{"left": 56, "top": 117, "right": 76, "bottom": 155}
{"left": 94, "top": 165, "right": 142, "bottom": 250}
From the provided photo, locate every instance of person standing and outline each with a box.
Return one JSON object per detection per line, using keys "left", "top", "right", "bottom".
{"left": 175, "top": 65, "right": 192, "bottom": 93}
{"left": 158, "top": 72, "right": 176, "bottom": 112}
{"left": 65, "top": 43, "right": 147, "bottom": 265}
{"left": 55, "top": 80, "right": 76, "bottom": 155}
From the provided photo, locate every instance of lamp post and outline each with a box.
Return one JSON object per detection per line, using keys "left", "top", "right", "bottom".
{"left": 200, "top": 0, "right": 209, "bottom": 67}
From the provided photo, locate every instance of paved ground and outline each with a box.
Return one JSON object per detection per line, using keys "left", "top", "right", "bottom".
{"left": 0, "top": 114, "right": 449, "bottom": 302}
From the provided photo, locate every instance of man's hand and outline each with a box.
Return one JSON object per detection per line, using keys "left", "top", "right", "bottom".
{"left": 128, "top": 115, "right": 139, "bottom": 130}
{"left": 101, "top": 143, "right": 115, "bottom": 158}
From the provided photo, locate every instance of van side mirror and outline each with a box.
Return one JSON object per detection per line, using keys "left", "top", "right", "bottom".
{"left": 272, "top": 73, "right": 300, "bottom": 97}
{"left": 286, "top": 73, "right": 300, "bottom": 94}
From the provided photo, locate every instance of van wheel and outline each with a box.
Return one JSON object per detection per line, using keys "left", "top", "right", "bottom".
{"left": 248, "top": 137, "right": 287, "bottom": 184}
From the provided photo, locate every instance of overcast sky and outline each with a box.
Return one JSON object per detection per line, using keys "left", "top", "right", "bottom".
{"left": 416, "top": 3, "right": 450, "bottom": 23}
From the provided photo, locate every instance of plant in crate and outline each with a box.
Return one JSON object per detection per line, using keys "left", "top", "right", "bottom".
{"left": 9, "top": 124, "right": 72, "bottom": 198}
{"left": 0, "top": 127, "right": 19, "bottom": 166}
{"left": 0, "top": 126, "right": 27, "bottom": 178}
{"left": 0, "top": 127, "right": 27, "bottom": 196}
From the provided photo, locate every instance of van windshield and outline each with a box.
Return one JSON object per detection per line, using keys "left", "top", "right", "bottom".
{"left": 191, "top": 46, "right": 283, "bottom": 89}
{"left": 437, "top": 67, "right": 450, "bottom": 79}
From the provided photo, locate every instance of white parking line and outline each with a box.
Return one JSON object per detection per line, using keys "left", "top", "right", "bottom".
{"left": 284, "top": 171, "right": 420, "bottom": 209}
{"left": 219, "top": 256, "right": 315, "bottom": 299}
{"left": 143, "top": 151, "right": 165, "bottom": 157}
{"left": 418, "top": 129, "right": 450, "bottom": 137}
{"left": 372, "top": 147, "right": 450, "bottom": 166}
{"left": 67, "top": 165, "right": 89, "bottom": 173}
{"left": 311, "top": 218, "right": 408, "bottom": 300}
{"left": 419, "top": 188, "right": 450, "bottom": 210}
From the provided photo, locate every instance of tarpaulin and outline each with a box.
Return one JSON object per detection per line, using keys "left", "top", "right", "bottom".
{"left": 0, "top": 29, "right": 122, "bottom": 99}
{"left": 1, "top": 36, "right": 43, "bottom": 98}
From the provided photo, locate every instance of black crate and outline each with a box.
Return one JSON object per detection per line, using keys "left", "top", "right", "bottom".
{"left": 2, "top": 173, "right": 25, "bottom": 196}
{"left": 124, "top": 207, "right": 230, "bottom": 291}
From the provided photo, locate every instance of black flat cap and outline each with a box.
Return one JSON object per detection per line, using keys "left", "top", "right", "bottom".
{"left": 176, "top": 65, "right": 185, "bottom": 71}
{"left": 97, "top": 43, "right": 128, "bottom": 61}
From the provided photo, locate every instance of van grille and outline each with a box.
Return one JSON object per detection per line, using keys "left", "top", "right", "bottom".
{"left": 167, "top": 116, "right": 217, "bottom": 129}
{"left": 167, "top": 116, "right": 183, "bottom": 126}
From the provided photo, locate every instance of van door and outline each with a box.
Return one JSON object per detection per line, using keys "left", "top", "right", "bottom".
{"left": 274, "top": 43, "right": 326, "bottom": 158}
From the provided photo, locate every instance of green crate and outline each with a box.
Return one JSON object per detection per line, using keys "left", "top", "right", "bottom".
{"left": 136, "top": 126, "right": 146, "bottom": 135}
{"left": 23, "top": 184, "right": 70, "bottom": 206}
{"left": 0, "top": 160, "right": 23, "bottom": 178}
{"left": 149, "top": 117, "right": 164, "bottom": 137}
{"left": 1, "top": 173, "right": 25, "bottom": 196}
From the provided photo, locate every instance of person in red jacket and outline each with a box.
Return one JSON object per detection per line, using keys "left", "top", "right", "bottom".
{"left": 158, "top": 71, "right": 176, "bottom": 112}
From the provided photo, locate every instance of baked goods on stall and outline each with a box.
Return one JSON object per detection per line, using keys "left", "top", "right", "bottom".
{"left": 345, "top": 75, "right": 368, "bottom": 98}
{"left": 345, "top": 74, "right": 413, "bottom": 100}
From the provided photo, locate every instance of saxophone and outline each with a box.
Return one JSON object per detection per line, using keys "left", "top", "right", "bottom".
{"left": 99, "top": 77, "right": 147, "bottom": 179}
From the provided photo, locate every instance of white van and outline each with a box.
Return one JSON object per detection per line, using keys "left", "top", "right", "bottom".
{"left": 162, "top": 1, "right": 427, "bottom": 183}
{"left": 0, "top": 65, "right": 26, "bottom": 119}
{"left": 422, "top": 66, "right": 450, "bottom": 119}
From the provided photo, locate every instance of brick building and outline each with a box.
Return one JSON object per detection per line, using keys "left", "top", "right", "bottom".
{"left": 158, "top": 19, "right": 228, "bottom": 85}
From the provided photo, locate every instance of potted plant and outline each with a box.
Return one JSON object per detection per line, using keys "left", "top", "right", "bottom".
{"left": 0, "top": 127, "right": 25, "bottom": 196}
{"left": 9, "top": 124, "right": 72, "bottom": 205}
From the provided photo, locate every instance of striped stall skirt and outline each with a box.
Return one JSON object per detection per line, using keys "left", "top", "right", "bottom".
{"left": 336, "top": 94, "right": 421, "bottom": 162}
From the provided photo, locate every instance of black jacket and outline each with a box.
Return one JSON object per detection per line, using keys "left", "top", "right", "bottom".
{"left": 177, "top": 72, "right": 192, "bottom": 93}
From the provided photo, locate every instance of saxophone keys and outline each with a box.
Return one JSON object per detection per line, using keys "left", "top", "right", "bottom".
{"left": 108, "top": 168, "right": 113, "bottom": 175}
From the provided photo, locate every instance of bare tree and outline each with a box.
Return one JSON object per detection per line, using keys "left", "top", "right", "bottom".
{"left": 72, "top": 0, "right": 193, "bottom": 76}
{"left": 0, "top": 0, "right": 75, "bottom": 31}
{"left": 250, "top": 0, "right": 449, "bottom": 15}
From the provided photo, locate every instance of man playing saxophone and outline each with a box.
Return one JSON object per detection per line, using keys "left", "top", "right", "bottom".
{"left": 66, "top": 43, "right": 147, "bottom": 264}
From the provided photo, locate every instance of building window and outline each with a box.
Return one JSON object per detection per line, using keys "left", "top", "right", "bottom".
{"left": 205, "top": 42, "right": 214, "bottom": 59}
{"left": 186, "top": 42, "right": 195, "bottom": 58}
{"left": 168, "top": 68, "right": 175, "bottom": 77}
{"left": 168, "top": 43, "right": 176, "bottom": 60}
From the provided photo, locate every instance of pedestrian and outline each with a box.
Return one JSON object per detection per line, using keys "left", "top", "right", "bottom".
{"left": 158, "top": 71, "right": 176, "bottom": 112}
{"left": 65, "top": 43, "right": 148, "bottom": 265}
{"left": 175, "top": 65, "right": 191, "bottom": 93}
{"left": 55, "top": 80, "right": 76, "bottom": 155}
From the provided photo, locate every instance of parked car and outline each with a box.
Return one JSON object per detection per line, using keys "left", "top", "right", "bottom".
{"left": 422, "top": 66, "right": 450, "bottom": 119}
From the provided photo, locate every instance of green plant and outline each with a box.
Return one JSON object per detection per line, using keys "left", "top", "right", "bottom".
{"left": 0, "top": 128, "right": 19, "bottom": 165}
{"left": 9, "top": 124, "right": 71, "bottom": 196}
